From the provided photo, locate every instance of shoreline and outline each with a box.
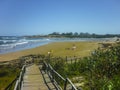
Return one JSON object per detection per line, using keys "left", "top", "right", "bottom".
{"left": 0, "top": 37, "right": 108, "bottom": 54}
{"left": 0, "top": 41, "right": 100, "bottom": 62}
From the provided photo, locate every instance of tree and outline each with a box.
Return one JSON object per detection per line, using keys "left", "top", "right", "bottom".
{"left": 74, "top": 32, "right": 79, "bottom": 36}
{"left": 49, "top": 32, "right": 60, "bottom": 35}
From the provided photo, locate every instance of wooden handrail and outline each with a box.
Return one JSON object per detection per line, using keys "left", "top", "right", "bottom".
{"left": 43, "top": 61, "right": 80, "bottom": 90}
{"left": 14, "top": 80, "right": 19, "bottom": 90}
{"left": 48, "top": 64, "right": 65, "bottom": 81}
{"left": 66, "top": 78, "right": 78, "bottom": 90}
{"left": 14, "top": 65, "right": 26, "bottom": 90}
{"left": 53, "top": 70, "right": 66, "bottom": 81}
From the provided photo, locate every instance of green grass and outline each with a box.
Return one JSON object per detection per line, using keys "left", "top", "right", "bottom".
{"left": 0, "top": 65, "right": 20, "bottom": 90}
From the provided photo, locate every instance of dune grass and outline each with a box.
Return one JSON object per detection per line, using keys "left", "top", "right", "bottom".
{"left": 0, "top": 65, "right": 20, "bottom": 90}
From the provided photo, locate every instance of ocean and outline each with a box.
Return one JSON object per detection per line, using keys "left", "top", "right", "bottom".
{"left": 0, "top": 36, "right": 108, "bottom": 54}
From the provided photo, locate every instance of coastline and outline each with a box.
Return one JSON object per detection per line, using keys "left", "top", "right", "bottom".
{"left": 0, "top": 41, "right": 99, "bottom": 62}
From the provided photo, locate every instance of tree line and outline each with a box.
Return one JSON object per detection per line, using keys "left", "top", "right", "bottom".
{"left": 49, "top": 32, "right": 120, "bottom": 38}
{"left": 24, "top": 32, "right": 120, "bottom": 38}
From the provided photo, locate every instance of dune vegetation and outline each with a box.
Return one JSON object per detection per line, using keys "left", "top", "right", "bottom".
{"left": 50, "top": 42, "right": 120, "bottom": 89}
{"left": 0, "top": 64, "right": 20, "bottom": 90}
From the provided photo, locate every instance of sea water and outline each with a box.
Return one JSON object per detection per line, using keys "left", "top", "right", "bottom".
{"left": 0, "top": 36, "right": 108, "bottom": 54}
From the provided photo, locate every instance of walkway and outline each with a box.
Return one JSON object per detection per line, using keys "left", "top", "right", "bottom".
{"left": 22, "top": 64, "right": 56, "bottom": 90}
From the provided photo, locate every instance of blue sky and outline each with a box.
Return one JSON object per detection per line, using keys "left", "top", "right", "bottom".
{"left": 0, "top": 0, "right": 120, "bottom": 36}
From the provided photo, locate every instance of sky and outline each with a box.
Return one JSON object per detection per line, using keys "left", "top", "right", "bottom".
{"left": 0, "top": 0, "right": 120, "bottom": 36}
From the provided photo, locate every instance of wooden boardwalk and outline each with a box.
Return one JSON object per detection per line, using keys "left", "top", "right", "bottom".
{"left": 21, "top": 64, "right": 56, "bottom": 90}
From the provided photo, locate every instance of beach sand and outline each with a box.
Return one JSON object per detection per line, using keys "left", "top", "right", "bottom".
{"left": 0, "top": 41, "right": 99, "bottom": 62}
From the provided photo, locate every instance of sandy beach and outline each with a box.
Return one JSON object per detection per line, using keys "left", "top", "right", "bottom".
{"left": 0, "top": 41, "right": 99, "bottom": 62}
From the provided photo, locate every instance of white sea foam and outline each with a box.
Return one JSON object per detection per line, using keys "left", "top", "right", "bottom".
{"left": 46, "top": 39, "right": 50, "bottom": 41}
{"left": 15, "top": 41, "right": 28, "bottom": 45}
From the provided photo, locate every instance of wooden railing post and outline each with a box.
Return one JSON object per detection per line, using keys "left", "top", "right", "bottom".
{"left": 51, "top": 69, "right": 54, "bottom": 82}
{"left": 64, "top": 78, "right": 68, "bottom": 90}
{"left": 71, "top": 58, "right": 72, "bottom": 64}
{"left": 66, "top": 56, "right": 67, "bottom": 63}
